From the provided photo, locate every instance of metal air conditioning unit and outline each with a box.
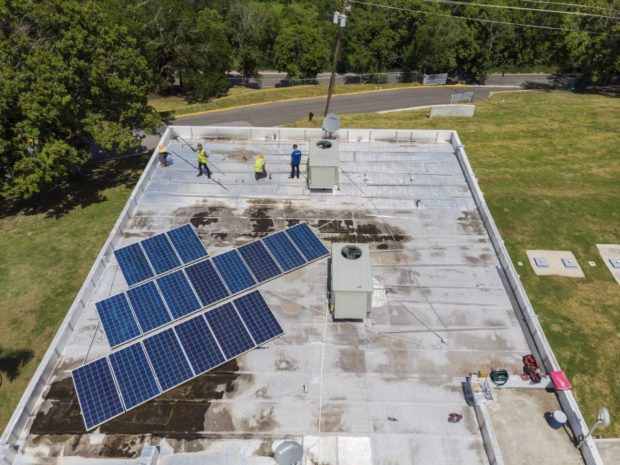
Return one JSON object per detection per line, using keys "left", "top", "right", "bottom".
{"left": 330, "top": 243, "right": 373, "bottom": 320}
{"left": 307, "top": 139, "right": 339, "bottom": 189}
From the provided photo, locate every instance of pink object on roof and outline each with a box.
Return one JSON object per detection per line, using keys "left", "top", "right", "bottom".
{"left": 550, "top": 370, "right": 572, "bottom": 391}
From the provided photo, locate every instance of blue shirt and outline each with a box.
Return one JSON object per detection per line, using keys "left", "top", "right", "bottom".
{"left": 291, "top": 149, "right": 302, "bottom": 165}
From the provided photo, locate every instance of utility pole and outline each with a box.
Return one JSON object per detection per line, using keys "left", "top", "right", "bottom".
{"left": 324, "top": 1, "right": 349, "bottom": 117}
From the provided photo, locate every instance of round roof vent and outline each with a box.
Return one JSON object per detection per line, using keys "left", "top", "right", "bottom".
{"left": 316, "top": 140, "right": 332, "bottom": 149}
{"left": 273, "top": 441, "right": 303, "bottom": 465}
{"left": 341, "top": 245, "right": 362, "bottom": 260}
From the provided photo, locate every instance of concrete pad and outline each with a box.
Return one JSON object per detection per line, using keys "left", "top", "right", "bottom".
{"left": 526, "top": 250, "right": 585, "bottom": 277}
{"left": 488, "top": 389, "right": 583, "bottom": 465}
{"left": 594, "top": 439, "right": 620, "bottom": 465}
{"left": 596, "top": 244, "right": 620, "bottom": 285}
{"left": 429, "top": 105, "right": 476, "bottom": 118}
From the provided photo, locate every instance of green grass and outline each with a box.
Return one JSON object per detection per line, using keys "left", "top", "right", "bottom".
{"left": 0, "top": 155, "right": 148, "bottom": 430}
{"left": 290, "top": 90, "right": 620, "bottom": 437}
{"left": 149, "top": 82, "right": 423, "bottom": 117}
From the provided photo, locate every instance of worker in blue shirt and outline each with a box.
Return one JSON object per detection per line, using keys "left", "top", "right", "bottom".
{"left": 289, "top": 144, "right": 302, "bottom": 179}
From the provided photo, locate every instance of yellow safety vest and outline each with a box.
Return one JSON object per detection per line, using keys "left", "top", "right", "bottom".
{"left": 255, "top": 157, "right": 265, "bottom": 173}
{"left": 197, "top": 149, "right": 208, "bottom": 164}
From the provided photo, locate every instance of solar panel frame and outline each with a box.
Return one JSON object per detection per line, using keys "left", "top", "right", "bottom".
{"left": 174, "top": 315, "right": 226, "bottom": 375}
{"left": 237, "top": 241, "right": 282, "bottom": 283}
{"left": 212, "top": 250, "right": 257, "bottom": 294}
{"left": 142, "top": 328, "right": 194, "bottom": 392}
{"left": 72, "top": 358, "right": 125, "bottom": 430}
{"left": 126, "top": 281, "right": 172, "bottom": 333}
{"left": 233, "top": 290, "right": 284, "bottom": 345}
{"left": 114, "top": 243, "right": 154, "bottom": 286}
{"left": 203, "top": 303, "right": 255, "bottom": 359}
{"left": 155, "top": 270, "right": 202, "bottom": 319}
{"left": 141, "top": 233, "right": 182, "bottom": 275}
{"left": 284, "top": 223, "right": 329, "bottom": 261}
{"left": 184, "top": 260, "right": 230, "bottom": 307}
{"left": 166, "top": 224, "right": 208, "bottom": 264}
{"left": 261, "top": 231, "right": 307, "bottom": 272}
{"left": 95, "top": 294, "right": 142, "bottom": 348}
{"left": 108, "top": 343, "right": 161, "bottom": 410}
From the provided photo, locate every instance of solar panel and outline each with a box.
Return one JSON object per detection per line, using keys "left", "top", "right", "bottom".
{"left": 285, "top": 223, "right": 329, "bottom": 261}
{"left": 237, "top": 241, "right": 282, "bottom": 283}
{"left": 72, "top": 358, "right": 124, "bottom": 430}
{"left": 234, "top": 290, "right": 284, "bottom": 344}
{"left": 212, "top": 250, "right": 257, "bottom": 294}
{"left": 95, "top": 294, "right": 141, "bottom": 348}
{"left": 166, "top": 224, "right": 208, "bottom": 264}
{"left": 203, "top": 303, "right": 255, "bottom": 359}
{"left": 174, "top": 315, "right": 225, "bottom": 374}
{"left": 114, "top": 243, "right": 154, "bottom": 286}
{"left": 184, "top": 260, "right": 230, "bottom": 307}
{"left": 262, "top": 231, "right": 306, "bottom": 272}
{"left": 155, "top": 270, "right": 201, "bottom": 319}
{"left": 142, "top": 329, "right": 194, "bottom": 391}
{"left": 108, "top": 343, "right": 160, "bottom": 409}
{"left": 141, "top": 233, "right": 181, "bottom": 274}
{"left": 126, "top": 282, "right": 172, "bottom": 333}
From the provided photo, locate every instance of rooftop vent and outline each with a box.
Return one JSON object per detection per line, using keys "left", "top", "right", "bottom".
{"left": 341, "top": 245, "right": 362, "bottom": 260}
{"left": 330, "top": 243, "right": 373, "bottom": 320}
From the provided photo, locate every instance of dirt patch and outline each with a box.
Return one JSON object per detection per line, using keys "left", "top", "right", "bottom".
{"left": 190, "top": 207, "right": 221, "bottom": 228}
{"left": 222, "top": 148, "right": 260, "bottom": 163}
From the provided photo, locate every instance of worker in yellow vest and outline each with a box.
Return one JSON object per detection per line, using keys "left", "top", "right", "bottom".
{"left": 196, "top": 143, "right": 211, "bottom": 178}
{"left": 255, "top": 154, "right": 267, "bottom": 180}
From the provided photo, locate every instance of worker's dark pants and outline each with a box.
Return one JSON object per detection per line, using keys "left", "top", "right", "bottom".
{"left": 255, "top": 169, "right": 267, "bottom": 180}
{"left": 158, "top": 152, "right": 169, "bottom": 166}
{"left": 198, "top": 162, "right": 211, "bottom": 177}
{"left": 290, "top": 163, "right": 300, "bottom": 178}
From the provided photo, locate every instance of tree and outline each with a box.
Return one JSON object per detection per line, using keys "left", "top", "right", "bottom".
{"left": 273, "top": 24, "right": 330, "bottom": 80}
{"left": 0, "top": 0, "right": 159, "bottom": 200}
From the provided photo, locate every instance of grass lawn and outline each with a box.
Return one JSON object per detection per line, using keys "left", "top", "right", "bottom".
{"left": 149, "top": 82, "right": 423, "bottom": 117}
{"left": 0, "top": 154, "right": 148, "bottom": 430}
{"left": 290, "top": 90, "right": 620, "bottom": 437}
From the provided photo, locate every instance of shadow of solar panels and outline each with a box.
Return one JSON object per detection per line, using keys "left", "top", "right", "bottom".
{"left": 113, "top": 224, "right": 207, "bottom": 287}
{"left": 285, "top": 223, "right": 329, "bottom": 261}
{"left": 262, "top": 231, "right": 306, "bottom": 272}
{"left": 95, "top": 294, "right": 141, "bottom": 348}
{"left": 156, "top": 270, "right": 201, "bottom": 319}
{"left": 184, "top": 260, "right": 230, "bottom": 306}
{"left": 126, "top": 281, "right": 172, "bottom": 333}
{"left": 166, "top": 224, "right": 209, "bottom": 264}
{"left": 72, "top": 292, "right": 282, "bottom": 430}
{"left": 71, "top": 358, "right": 124, "bottom": 430}
{"left": 141, "top": 233, "right": 181, "bottom": 274}
{"left": 238, "top": 241, "right": 282, "bottom": 283}
{"left": 212, "top": 250, "right": 257, "bottom": 294}
{"left": 114, "top": 243, "right": 154, "bottom": 286}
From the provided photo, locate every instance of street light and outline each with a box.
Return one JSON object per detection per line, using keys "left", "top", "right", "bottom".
{"left": 577, "top": 407, "right": 611, "bottom": 449}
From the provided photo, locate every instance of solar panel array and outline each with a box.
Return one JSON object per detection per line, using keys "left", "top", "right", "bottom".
{"left": 73, "top": 291, "right": 282, "bottom": 430}
{"left": 114, "top": 224, "right": 208, "bottom": 286}
{"left": 96, "top": 223, "right": 327, "bottom": 348}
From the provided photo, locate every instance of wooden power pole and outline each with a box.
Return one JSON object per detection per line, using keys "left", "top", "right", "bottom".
{"left": 324, "top": 1, "right": 348, "bottom": 117}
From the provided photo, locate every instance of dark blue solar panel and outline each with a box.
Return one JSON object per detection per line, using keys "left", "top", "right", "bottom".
{"left": 184, "top": 260, "right": 230, "bottom": 307}
{"left": 174, "top": 315, "right": 225, "bottom": 374}
{"left": 114, "top": 243, "right": 154, "bottom": 286}
{"left": 237, "top": 241, "right": 282, "bottom": 283}
{"left": 166, "top": 224, "right": 208, "bottom": 264}
{"left": 109, "top": 343, "right": 160, "bottom": 409}
{"left": 155, "top": 270, "right": 201, "bottom": 319}
{"left": 95, "top": 294, "right": 141, "bottom": 348}
{"left": 204, "top": 303, "right": 255, "bottom": 359}
{"left": 72, "top": 358, "right": 124, "bottom": 430}
{"left": 126, "top": 282, "right": 172, "bottom": 333}
{"left": 285, "top": 223, "right": 329, "bottom": 261}
{"left": 143, "top": 329, "right": 194, "bottom": 391}
{"left": 234, "top": 291, "right": 284, "bottom": 344}
{"left": 212, "top": 251, "right": 256, "bottom": 294}
{"left": 141, "top": 234, "right": 181, "bottom": 274}
{"left": 262, "top": 232, "right": 306, "bottom": 272}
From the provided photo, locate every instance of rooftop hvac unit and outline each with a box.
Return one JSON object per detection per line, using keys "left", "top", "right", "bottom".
{"left": 330, "top": 243, "right": 373, "bottom": 320}
{"left": 307, "top": 139, "right": 339, "bottom": 189}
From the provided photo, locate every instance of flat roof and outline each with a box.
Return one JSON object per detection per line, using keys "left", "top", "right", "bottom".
{"left": 1, "top": 127, "right": 597, "bottom": 465}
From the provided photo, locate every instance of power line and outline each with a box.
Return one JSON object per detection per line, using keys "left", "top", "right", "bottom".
{"left": 349, "top": 0, "right": 620, "bottom": 36}
{"left": 514, "top": 0, "right": 619, "bottom": 14}
{"left": 419, "top": 0, "right": 620, "bottom": 20}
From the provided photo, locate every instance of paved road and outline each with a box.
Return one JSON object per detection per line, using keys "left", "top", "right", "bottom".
{"left": 172, "top": 85, "right": 516, "bottom": 127}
